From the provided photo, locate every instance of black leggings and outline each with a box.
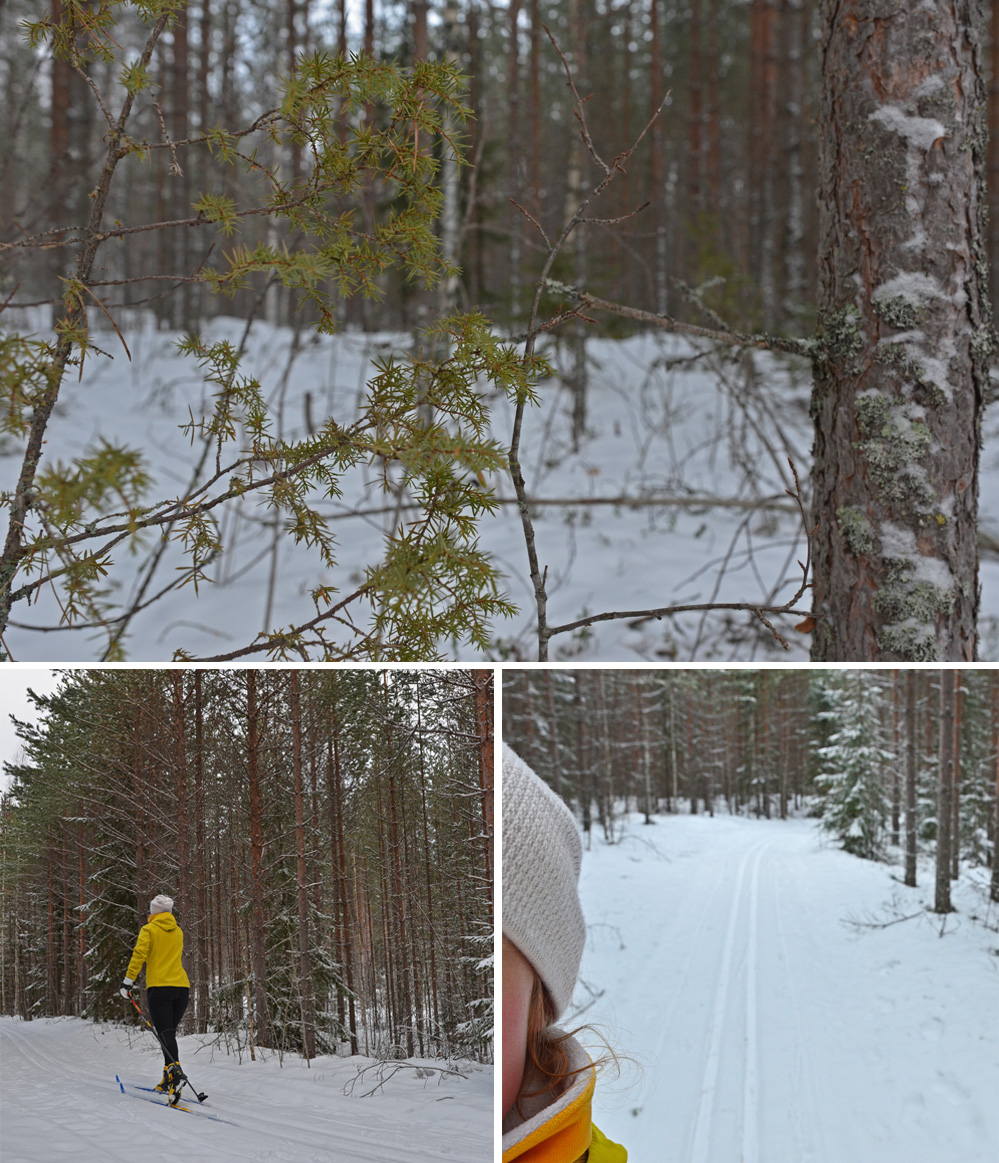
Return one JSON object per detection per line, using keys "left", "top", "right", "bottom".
{"left": 146, "top": 986, "right": 189, "bottom": 1065}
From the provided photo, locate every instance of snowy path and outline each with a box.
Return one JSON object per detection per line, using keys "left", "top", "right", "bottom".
{"left": 0, "top": 1017, "right": 491, "bottom": 1163}
{"left": 577, "top": 814, "right": 999, "bottom": 1163}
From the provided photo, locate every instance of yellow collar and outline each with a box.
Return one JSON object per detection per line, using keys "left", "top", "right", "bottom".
{"left": 502, "top": 1068, "right": 595, "bottom": 1163}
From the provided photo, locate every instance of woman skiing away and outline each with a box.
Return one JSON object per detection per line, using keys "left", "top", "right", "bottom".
{"left": 120, "top": 893, "right": 191, "bottom": 1096}
{"left": 502, "top": 745, "right": 627, "bottom": 1163}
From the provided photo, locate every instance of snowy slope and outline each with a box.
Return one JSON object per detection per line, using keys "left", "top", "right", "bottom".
{"left": 0, "top": 1016, "right": 492, "bottom": 1163}
{"left": 3, "top": 316, "right": 996, "bottom": 661}
{"left": 575, "top": 813, "right": 999, "bottom": 1163}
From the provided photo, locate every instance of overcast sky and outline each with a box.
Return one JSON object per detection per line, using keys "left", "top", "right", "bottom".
{"left": 0, "top": 669, "right": 64, "bottom": 794}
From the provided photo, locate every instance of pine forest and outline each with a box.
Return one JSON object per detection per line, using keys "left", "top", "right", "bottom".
{"left": 1, "top": 0, "right": 998, "bottom": 660}
{"left": 502, "top": 668, "right": 999, "bottom": 905}
{"left": 0, "top": 667, "right": 495, "bottom": 1066}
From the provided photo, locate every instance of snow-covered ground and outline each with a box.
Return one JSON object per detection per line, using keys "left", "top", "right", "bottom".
{"left": 0, "top": 1016, "right": 492, "bottom": 1162}
{"left": 4, "top": 315, "right": 997, "bottom": 661}
{"left": 575, "top": 812, "right": 999, "bottom": 1163}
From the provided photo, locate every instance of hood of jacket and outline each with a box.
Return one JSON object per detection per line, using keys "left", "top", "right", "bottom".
{"left": 148, "top": 912, "right": 178, "bottom": 931}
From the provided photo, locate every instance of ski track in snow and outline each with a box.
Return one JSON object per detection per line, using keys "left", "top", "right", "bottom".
{"left": 0, "top": 1017, "right": 491, "bottom": 1163}
{"left": 688, "top": 838, "right": 766, "bottom": 1163}
{"left": 769, "top": 842, "right": 828, "bottom": 1163}
{"left": 577, "top": 814, "right": 999, "bottom": 1163}
{"left": 741, "top": 845, "right": 760, "bottom": 1163}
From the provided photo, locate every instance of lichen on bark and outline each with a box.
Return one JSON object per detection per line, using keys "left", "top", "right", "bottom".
{"left": 809, "top": 0, "right": 987, "bottom": 661}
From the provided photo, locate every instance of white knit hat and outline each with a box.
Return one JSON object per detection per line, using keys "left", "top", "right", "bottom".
{"left": 149, "top": 894, "right": 174, "bottom": 915}
{"left": 502, "top": 744, "right": 585, "bottom": 1019}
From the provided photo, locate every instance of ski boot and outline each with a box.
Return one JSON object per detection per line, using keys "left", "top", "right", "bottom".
{"left": 154, "top": 1064, "right": 172, "bottom": 1093}
{"left": 166, "top": 1062, "right": 185, "bottom": 1103}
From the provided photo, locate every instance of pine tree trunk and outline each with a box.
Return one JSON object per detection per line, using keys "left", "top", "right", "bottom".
{"left": 171, "top": 11, "right": 190, "bottom": 327}
{"left": 649, "top": 0, "right": 668, "bottom": 314}
{"left": 329, "top": 710, "right": 358, "bottom": 1052}
{"left": 951, "top": 670, "right": 962, "bottom": 879}
{"left": 508, "top": 0, "right": 524, "bottom": 323}
{"left": 782, "top": 0, "right": 807, "bottom": 311}
{"left": 193, "top": 670, "right": 209, "bottom": 1033}
{"left": 473, "top": 670, "right": 494, "bottom": 923}
{"left": 990, "top": 669, "right": 999, "bottom": 903}
{"left": 810, "top": 0, "right": 989, "bottom": 660}
{"left": 412, "top": 0, "right": 429, "bottom": 60}
{"left": 891, "top": 672, "right": 901, "bottom": 845}
{"left": 935, "top": 670, "right": 955, "bottom": 913}
{"left": 438, "top": 1, "right": 462, "bottom": 321}
{"left": 989, "top": 0, "right": 999, "bottom": 312}
{"left": 904, "top": 669, "right": 918, "bottom": 887}
{"left": 289, "top": 671, "right": 316, "bottom": 1059}
{"left": 246, "top": 670, "right": 272, "bottom": 1045}
{"left": 687, "top": 0, "right": 703, "bottom": 239}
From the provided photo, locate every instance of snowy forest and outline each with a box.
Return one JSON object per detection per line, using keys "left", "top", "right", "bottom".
{"left": 0, "top": 667, "right": 494, "bottom": 1064}
{"left": 504, "top": 668, "right": 999, "bottom": 1163}
{"left": 1, "top": 1, "right": 998, "bottom": 663}
{"left": 502, "top": 668, "right": 999, "bottom": 903}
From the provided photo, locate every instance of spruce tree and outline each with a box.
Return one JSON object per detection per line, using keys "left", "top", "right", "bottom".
{"left": 813, "top": 672, "right": 893, "bottom": 859}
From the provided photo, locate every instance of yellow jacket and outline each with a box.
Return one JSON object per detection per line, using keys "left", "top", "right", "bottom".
{"left": 126, "top": 912, "right": 190, "bottom": 988}
{"left": 502, "top": 1036, "right": 627, "bottom": 1163}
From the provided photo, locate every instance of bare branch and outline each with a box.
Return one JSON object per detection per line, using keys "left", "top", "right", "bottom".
{"left": 544, "top": 24, "right": 609, "bottom": 175}
{"left": 509, "top": 198, "right": 552, "bottom": 250}
{"left": 543, "top": 457, "right": 813, "bottom": 652}
{"left": 542, "top": 280, "right": 815, "bottom": 359}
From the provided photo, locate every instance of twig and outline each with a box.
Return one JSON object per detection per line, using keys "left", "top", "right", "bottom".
{"left": 316, "top": 493, "right": 801, "bottom": 519}
{"left": 511, "top": 29, "right": 670, "bottom": 661}
{"left": 542, "top": 280, "right": 815, "bottom": 359}
{"left": 545, "top": 457, "right": 813, "bottom": 651}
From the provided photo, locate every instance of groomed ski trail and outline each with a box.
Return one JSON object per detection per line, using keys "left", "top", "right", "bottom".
{"left": 0, "top": 1016, "right": 491, "bottom": 1163}
{"left": 578, "top": 813, "right": 999, "bottom": 1163}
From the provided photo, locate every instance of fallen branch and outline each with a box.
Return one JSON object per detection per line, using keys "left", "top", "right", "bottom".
{"left": 343, "top": 1059, "right": 469, "bottom": 1098}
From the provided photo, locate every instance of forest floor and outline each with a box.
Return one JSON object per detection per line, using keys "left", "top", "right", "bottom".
{"left": 4, "top": 316, "right": 997, "bottom": 661}
{"left": 0, "top": 1016, "right": 492, "bottom": 1162}
{"left": 577, "top": 812, "right": 999, "bottom": 1163}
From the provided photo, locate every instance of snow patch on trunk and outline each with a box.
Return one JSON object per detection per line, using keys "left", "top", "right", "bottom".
{"left": 868, "top": 105, "right": 946, "bottom": 150}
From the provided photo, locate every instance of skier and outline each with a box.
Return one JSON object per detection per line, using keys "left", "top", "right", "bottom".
{"left": 120, "top": 894, "right": 191, "bottom": 1096}
{"left": 501, "top": 745, "right": 627, "bottom": 1163}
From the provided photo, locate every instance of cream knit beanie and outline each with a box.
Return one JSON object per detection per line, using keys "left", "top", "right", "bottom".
{"left": 149, "top": 894, "right": 174, "bottom": 915}
{"left": 502, "top": 744, "right": 585, "bottom": 1019}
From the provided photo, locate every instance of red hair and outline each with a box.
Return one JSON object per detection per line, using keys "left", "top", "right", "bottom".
{"left": 515, "top": 974, "right": 594, "bottom": 1115}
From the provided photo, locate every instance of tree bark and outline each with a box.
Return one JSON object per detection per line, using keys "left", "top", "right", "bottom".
{"left": 649, "top": 0, "right": 668, "bottom": 314}
{"left": 990, "top": 668, "right": 999, "bottom": 903}
{"left": 934, "top": 670, "right": 955, "bottom": 913}
{"left": 951, "top": 669, "right": 962, "bottom": 878}
{"left": 904, "top": 669, "right": 918, "bottom": 887}
{"left": 246, "top": 670, "right": 271, "bottom": 1045}
{"left": 473, "top": 670, "right": 494, "bottom": 924}
{"left": 289, "top": 671, "right": 315, "bottom": 1059}
{"left": 810, "top": 0, "right": 989, "bottom": 660}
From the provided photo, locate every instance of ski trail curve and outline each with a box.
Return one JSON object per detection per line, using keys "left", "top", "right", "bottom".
{"left": 688, "top": 837, "right": 767, "bottom": 1163}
